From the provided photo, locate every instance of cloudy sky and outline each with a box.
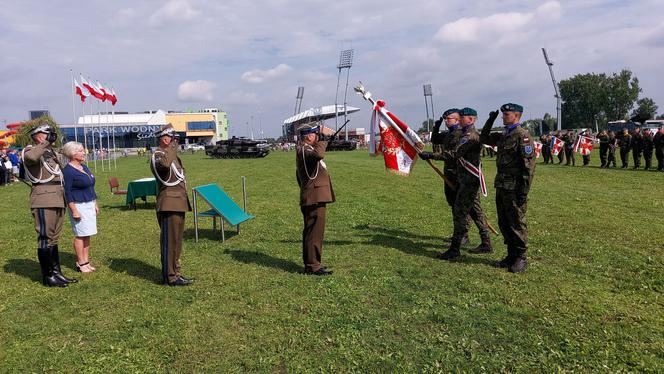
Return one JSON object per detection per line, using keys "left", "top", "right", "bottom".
{"left": 1, "top": 0, "right": 663, "bottom": 137}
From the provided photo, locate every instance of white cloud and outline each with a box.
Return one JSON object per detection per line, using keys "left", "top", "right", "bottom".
{"left": 177, "top": 80, "right": 215, "bottom": 102}
{"left": 149, "top": 0, "right": 200, "bottom": 26}
{"left": 435, "top": 1, "right": 561, "bottom": 43}
{"left": 241, "top": 64, "right": 292, "bottom": 84}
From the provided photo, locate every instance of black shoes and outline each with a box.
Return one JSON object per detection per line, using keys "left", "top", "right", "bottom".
{"left": 167, "top": 276, "right": 194, "bottom": 286}
{"left": 496, "top": 255, "right": 514, "bottom": 268}
{"left": 469, "top": 243, "right": 493, "bottom": 254}
{"left": 437, "top": 249, "right": 460, "bottom": 261}
{"left": 508, "top": 258, "right": 528, "bottom": 273}
{"left": 37, "top": 246, "right": 71, "bottom": 287}
{"left": 305, "top": 267, "right": 333, "bottom": 276}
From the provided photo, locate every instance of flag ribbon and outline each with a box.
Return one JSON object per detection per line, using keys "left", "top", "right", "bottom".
{"left": 458, "top": 157, "right": 488, "bottom": 197}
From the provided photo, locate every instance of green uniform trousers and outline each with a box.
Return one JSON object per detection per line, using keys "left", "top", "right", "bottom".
{"left": 32, "top": 208, "right": 64, "bottom": 248}
{"left": 495, "top": 188, "right": 528, "bottom": 258}
{"left": 301, "top": 203, "right": 326, "bottom": 272}
{"left": 157, "top": 212, "right": 185, "bottom": 283}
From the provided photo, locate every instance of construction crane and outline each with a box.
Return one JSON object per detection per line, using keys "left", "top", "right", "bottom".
{"left": 542, "top": 48, "right": 562, "bottom": 131}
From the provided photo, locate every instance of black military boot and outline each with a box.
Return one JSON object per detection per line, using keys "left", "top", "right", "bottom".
{"left": 437, "top": 239, "right": 461, "bottom": 261}
{"left": 508, "top": 251, "right": 528, "bottom": 273}
{"left": 37, "top": 247, "right": 67, "bottom": 287}
{"left": 50, "top": 245, "right": 78, "bottom": 284}
{"left": 469, "top": 236, "right": 493, "bottom": 254}
{"left": 496, "top": 247, "right": 516, "bottom": 268}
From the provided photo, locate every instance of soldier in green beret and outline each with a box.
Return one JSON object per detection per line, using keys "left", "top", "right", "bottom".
{"left": 421, "top": 109, "right": 469, "bottom": 245}
{"left": 433, "top": 107, "right": 492, "bottom": 260}
{"left": 480, "top": 103, "right": 536, "bottom": 273}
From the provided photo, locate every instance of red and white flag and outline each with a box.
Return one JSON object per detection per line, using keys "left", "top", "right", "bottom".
{"left": 109, "top": 88, "right": 117, "bottom": 106}
{"left": 74, "top": 78, "right": 88, "bottom": 102}
{"left": 370, "top": 99, "right": 424, "bottom": 176}
{"left": 534, "top": 141, "right": 542, "bottom": 158}
{"left": 96, "top": 81, "right": 108, "bottom": 102}
{"left": 575, "top": 135, "right": 594, "bottom": 155}
{"left": 81, "top": 76, "right": 104, "bottom": 100}
{"left": 551, "top": 136, "right": 564, "bottom": 156}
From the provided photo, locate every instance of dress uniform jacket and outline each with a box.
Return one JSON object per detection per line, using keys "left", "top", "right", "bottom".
{"left": 296, "top": 140, "right": 335, "bottom": 206}
{"left": 23, "top": 142, "right": 66, "bottom": 209}
{"left": 151, "top": 145, "right": 191, "bottom": 212}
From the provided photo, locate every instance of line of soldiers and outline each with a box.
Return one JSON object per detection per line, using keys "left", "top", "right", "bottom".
{"left": 421, "top": 104, "right": 535, "bottom": 273}
{"left": 539, "top": 126, "right": 664, "bottom": 171}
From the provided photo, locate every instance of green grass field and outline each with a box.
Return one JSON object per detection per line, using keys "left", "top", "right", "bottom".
{"left": 1, "top": 149, "right": 662, "bottom": 372}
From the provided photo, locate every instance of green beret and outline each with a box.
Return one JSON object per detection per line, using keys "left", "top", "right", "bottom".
{"left": 460, "top": 107, "right": 477, "bottom": 116}
{"left": 442, "top": 108, "right": 460, "bottom": 118}
{"left": 500, "top": 103, "right": 523, "bottom": 113}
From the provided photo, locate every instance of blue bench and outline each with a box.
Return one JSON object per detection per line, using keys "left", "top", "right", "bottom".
{"left": 192, "top": 182, "right": 254, "bottom": 242}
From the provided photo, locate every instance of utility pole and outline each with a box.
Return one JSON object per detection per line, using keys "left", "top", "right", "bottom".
{"left": 542, "top": 48, "right": 562, "bottom": 131}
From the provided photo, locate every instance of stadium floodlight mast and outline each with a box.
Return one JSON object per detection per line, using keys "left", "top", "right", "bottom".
{"left": 294, "top": 86, "right": 304, "bottom": 115}
{"left": 542, "top": 48, "right": 562, "bottom": 131}
{"left": 423, "top": 84, "right": 434, "bottom": 133}
{"left": 334, "top": 49, "right": 354, "bottom": 140}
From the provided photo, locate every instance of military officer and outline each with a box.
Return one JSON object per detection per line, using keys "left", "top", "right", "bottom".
{"left": 631, "top": 127, "right": 643, "bottom": 169}
{"left": 23, "top": 124, "right": 78, "bottom": 287}
{"left": 540, "top": 133, "right": 551, "bottom": 164}
{"left": 642, "top": 128, "right": 654, "bottom": 170}
{"left": 655, "top": 126, "right": 664, "bottom": 171}
{"left": 619, "top": 129, "right": 631, "bottom": 168}
{"left": 296, "top": 123, "right": 335, "bottom": 276}
{"left": 598, "top": 130, "right": 609, "bottom": 168}
{"left": 433, "top": 107, "right": 492, "bottom": 260}
{"left": 150, "top": 124, "right": 193, "bottom": 286}
{"left": 480, "top": 103, "right": 536, "bottom": 273}
{"left": 607, "top": 131, "right": 618, "bottom": 167}
{"left": 420, "top": 109, "right": 470, "bottom": 245}
{"left": 580, "top": 130, "right": 592, "bottom": 166}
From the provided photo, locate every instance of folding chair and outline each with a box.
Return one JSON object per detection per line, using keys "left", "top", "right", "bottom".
{"left": 108, "top": 177, "right": 127, "bottom": 195}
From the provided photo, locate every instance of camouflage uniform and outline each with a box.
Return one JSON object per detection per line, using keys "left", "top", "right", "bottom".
{"left": 655, "top": 130, "right": 664, "bottom": 171}
{"left": 481, "top": 105, "right": 536, "bottom": 273}
{"left": 642, "top": 131, "right": 654, "bottom": 170}
{"left": 598, "top": 131, "right": 609, "bottom": 167}
{"left": 631, "top": 130, "right": 643, "bottom": 169}
{"left": 619, "top": 131, "right": 631, "bottom": 168}
{"left": 449, "top": 125, "right": 491, "bottom": 255}
{"left": 563, "top": 131, "right": 575, "bottom": 166}
{"left": 607, "top": 131, "right": 617, "bottom": 167}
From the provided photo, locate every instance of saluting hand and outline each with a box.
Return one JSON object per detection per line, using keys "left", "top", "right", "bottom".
{"left": 488, "top": 110, "right": 499, "bottom": 122}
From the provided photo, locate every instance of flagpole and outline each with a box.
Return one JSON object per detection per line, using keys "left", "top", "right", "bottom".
{"left": 82, "top": 99, "right": 88, "bottom": 163}
{"left": 98, "top": 99, "right": 104, "bottom": 172}
{"left": 70, "top": 69, "right": 78, "bottom": 142}
{"left": 112, "top": 89, "right": 117, "bottom": 170}
{"left": 92, "top": 98, "right": 97, "bottom": 173}
{"left": 105, "top": 100, "right": 110, "bottom": 171}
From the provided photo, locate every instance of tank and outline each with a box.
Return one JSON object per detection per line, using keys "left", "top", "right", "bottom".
{"left": 205, "top": 137, "right": 270, "bottom": 159}
{"left": 326, "top": 139, "right": 357, "bottom": 151}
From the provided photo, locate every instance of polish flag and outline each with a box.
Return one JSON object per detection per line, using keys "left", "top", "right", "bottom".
{"left": 81, "top": 76, "right": 104, "bottom": 100}
{"left": 96, "top": 82, "right": 108, "bottom": 102}
{"left": 550, "top": 136, "right": 564, "bottom": 156}
{"left": 370, "top": 99, "right": 424, "bottom": 176}
{"left": 109, "top": 88, "right": 117, "bottom": 106}
{"left": 74, "top": 79, "right": 88, "bottom": 102}
{"left": 534, "top": 141, "right": 542, "bottom": 158}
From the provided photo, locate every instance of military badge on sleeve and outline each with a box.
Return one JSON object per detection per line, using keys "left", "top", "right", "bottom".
{"left": 524, "top": 145, "right": 533, "bottom": 155}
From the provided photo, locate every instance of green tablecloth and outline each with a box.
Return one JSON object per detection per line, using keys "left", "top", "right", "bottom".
{"left": 126, "top": 178, "right": 158, "bottom": 205}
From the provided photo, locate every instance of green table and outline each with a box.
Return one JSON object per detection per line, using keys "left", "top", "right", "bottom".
{"left": 126, "top": 177, "right": 158, "bottom": 207}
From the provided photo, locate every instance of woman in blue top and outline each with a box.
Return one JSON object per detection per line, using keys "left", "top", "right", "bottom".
{"left": 62, "top": 142, "right": 99, "bottom": 273}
